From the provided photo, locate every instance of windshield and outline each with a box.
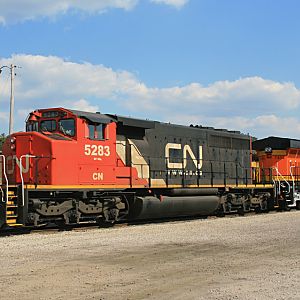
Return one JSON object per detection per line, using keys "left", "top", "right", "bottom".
{"left": 40, "top": 120, "right": 56, "bottom": 132}
{"left": 59, "top": 119, "right": 75, "bottom": 136}
{"left": 26, "top": 121, "right": 39, "bottom": 132}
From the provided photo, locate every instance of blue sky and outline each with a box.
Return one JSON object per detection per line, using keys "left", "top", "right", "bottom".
{"left": 0, "top": 0, "right": 300, "bottom": 138}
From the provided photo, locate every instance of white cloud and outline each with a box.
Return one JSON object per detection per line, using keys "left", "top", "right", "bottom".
{"left": 66, "top": 99, "right": 99, "bottom": 112}
{"left": 1, "top": 54, "right": 300, "bottom": 138}
{"left": 254, "top": 115, "right": 300, "bottom": 138}
{"left": 150, "top": 0, "right": 189, "bottom": 9}
{"left": 0, "top": 54, "right": 141, "bottom": 103}
{"left": 166, "top": 114, "right": 300, "bottom": 139}
{"left": 0, "top": 0, "right": 138, "bottom": 24}
{"left": 0, "top": 0, "right": 188, "bottom": 25}
{"left": 0, "top": 16, "right": 5, "bottom": 25}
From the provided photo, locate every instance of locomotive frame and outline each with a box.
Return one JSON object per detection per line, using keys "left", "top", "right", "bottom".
{"left": 0, "top": 107, "right": 299, "bottom": 228}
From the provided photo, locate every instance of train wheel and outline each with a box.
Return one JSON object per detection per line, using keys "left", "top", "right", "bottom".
{"left": 103, "top": 208, "right": 120, "bottom": 224}
{"left": 254, "top": 206, "right": 261, "bottom": 214}
{"left": 216, "top": 211, "right": 225, "bottom": 217}
{"left": 55, "top": 219, "right": 66, "bottom": 228}
{"left": 261, "top": 200, "right": 268, "bottom": 211}
{"left": 237, "top": 207, "right": 245, "bottom": 216}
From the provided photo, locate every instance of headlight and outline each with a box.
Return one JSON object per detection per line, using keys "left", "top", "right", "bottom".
{"left": 10, "top": 137, "right": 16, "bottom": 144}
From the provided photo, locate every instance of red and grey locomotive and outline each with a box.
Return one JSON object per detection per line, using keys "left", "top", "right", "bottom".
{"left": 0, "top": 107, "right": 299, "bottom": 228}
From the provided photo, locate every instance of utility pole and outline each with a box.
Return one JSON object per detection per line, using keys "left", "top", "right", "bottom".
{"left": 9, "top": 64, "right": 14, "bottom": 135}
{"left": 0, "top": 64, "right": 20, "bottom": 135}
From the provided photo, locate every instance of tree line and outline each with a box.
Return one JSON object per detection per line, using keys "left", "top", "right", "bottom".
{"left": 0, "top": 133, "right": 6, "bottom": 152}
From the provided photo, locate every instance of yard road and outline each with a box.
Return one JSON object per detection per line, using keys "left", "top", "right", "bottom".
{"left": 0, "top": 211, "right": 299, "bottom": 300}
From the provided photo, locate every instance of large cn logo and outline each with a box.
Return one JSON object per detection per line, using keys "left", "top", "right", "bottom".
{"left": 165, "top": 143, "right": 203, "bottom": 173}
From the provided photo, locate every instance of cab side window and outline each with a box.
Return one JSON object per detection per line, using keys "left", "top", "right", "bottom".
{"left": 88, "top": 123, "right": 106, "bottom": 140}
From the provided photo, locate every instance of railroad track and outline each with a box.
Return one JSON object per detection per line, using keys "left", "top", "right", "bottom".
{"left": 0, "top": 209, "right": 295, "bottom": 237}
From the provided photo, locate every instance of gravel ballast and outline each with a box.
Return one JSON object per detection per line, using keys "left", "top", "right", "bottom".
{"left": 0, "top": 211, "right": 299, "bottom": 300}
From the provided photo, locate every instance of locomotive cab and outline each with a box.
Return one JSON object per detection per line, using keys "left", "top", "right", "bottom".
{"left": 3, "top": 108, "right": 119, "bottom": 187}
{"left": 26, "top": 110, "right": 76, "bottom": 138}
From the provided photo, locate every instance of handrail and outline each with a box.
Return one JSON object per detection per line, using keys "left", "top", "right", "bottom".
{"left": 20, "top": 154, "right": 36, "bottom": 207}
{"left": 0, "top": 155, "right": 9, "bottom": 203}
{"left": 274, "top": 167, "right": 290, "bottom": 193}
{"left": 272, "top": 179, "right": 277, "bottom": 197}
{"left": 290, "top": 164, "right": 296, "bottom": 198}
{"left": 0, "top": 187, "right": 4, "bottom": 203}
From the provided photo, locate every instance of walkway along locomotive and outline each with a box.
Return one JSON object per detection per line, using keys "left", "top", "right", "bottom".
{"left": 0, "top": 107, "right": 299, "bottom": 228}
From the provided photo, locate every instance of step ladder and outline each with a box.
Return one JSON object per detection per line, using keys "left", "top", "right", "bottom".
{"left": 1, "top": 155, "right": 23, "bottom": 227}
{"left": 6, "top": 190, "right": 22, "bottom": 227}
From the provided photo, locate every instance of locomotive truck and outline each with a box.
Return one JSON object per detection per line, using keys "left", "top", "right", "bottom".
{"left": 0, "top": 107, "right": 299, "bottom": 228}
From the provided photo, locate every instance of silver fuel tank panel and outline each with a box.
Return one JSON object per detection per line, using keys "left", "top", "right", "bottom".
{"left": 129, "top": 195, "right": 220, "bottom": 220}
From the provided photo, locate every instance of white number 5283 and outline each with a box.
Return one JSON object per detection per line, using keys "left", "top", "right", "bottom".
{"left": 84, "top": 145, "right": 110, "bottom": 157}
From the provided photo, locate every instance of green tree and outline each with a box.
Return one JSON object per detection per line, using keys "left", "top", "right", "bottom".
{"left": 0, "top": 133, "right": 6, "bottom": 152}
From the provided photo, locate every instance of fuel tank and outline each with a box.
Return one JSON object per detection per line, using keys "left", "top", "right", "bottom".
{"left": 129, "top": 195, "right": 220, "bottom": 220}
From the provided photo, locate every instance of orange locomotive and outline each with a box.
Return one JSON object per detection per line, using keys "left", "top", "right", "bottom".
{"left": 252, "top": 137, "right": 300, "bottom": 210}
{"left": 0, "top": 107, "right": 299, "bottom": 228}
